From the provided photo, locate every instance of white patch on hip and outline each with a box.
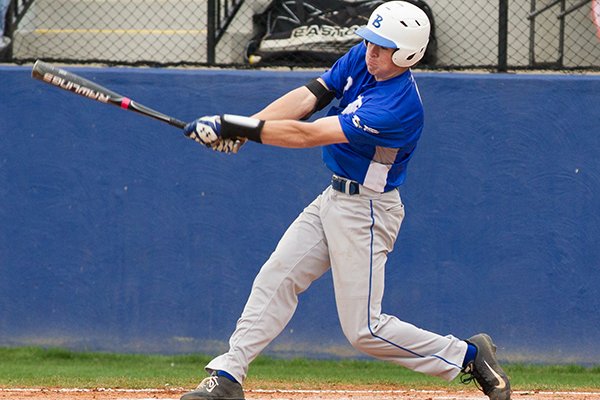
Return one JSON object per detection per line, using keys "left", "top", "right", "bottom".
{"left": 363, "top": 147, "right": 398, "bottom": 192}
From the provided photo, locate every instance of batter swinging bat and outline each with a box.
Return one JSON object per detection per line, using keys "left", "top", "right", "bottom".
{"left": 31, "top": 60, "right": 186, "bottom": 129}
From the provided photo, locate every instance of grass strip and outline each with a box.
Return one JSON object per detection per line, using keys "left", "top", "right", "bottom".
{"left": 0, "top": 347, "right": 599, "bottom": 391}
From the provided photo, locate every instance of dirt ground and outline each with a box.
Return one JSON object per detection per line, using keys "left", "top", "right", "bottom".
{"left": 1, "top": 388, "right": 600, "bottom": 400}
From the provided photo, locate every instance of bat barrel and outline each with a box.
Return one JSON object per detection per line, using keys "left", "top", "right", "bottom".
{"left": 31, "top": 59, "right": 187, "bottom": 130}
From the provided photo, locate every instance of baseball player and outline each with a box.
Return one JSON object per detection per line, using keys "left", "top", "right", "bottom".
{"left": 180, "top": 2, "right": 511, "bottom": 400}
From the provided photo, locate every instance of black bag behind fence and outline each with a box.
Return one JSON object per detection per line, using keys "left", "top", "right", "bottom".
{"left": 245, "top": 0, "right": 437, "bottom": 67}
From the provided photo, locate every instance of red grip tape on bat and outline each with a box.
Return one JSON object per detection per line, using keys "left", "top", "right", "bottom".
{"left": 120, "top": 98, "right": 131, "bottom": 110}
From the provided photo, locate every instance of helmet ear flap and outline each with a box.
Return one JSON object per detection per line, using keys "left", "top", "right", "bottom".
{"left": 392, "top": 49, "right": 403, "bottom": 67}
{"left": 392, "top": 46, "right": 426, "bottom": 68}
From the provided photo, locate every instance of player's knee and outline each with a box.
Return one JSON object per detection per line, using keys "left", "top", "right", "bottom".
{"left": 344, "top": 328, "right": 378, "bottom": 353}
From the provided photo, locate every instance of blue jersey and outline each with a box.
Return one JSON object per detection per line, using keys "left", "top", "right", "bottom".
{"left": 320, "top": 42, "right": 424, "bottom": 192}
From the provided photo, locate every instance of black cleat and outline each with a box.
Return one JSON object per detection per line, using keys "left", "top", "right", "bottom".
{"left": 180, "top": 371, "right": 245, "bottom": 400}
{"left": 461, "top": 333, "right": 511, "bottom": 400}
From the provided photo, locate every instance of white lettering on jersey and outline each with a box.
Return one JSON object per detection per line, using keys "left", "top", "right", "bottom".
{"left": 343, "top": 95, "right": 379, "bottom": 134}
{"left": 343, "top": 76, "right": 354, "bottom": 93}
{"left": 363, "top": 124, "right": 379, "bottom": 134}
{"left": 342, "top": 95, "right": 363, "bottom": 115}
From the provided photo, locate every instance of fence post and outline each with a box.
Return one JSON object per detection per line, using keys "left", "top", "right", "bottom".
{"left": 1, "top": 0, "right": 15, "bottom": 61}
{"left": 207, "top": 0, "right": 216, "bottom": 65}
{"left": 498, "top": 0, "right": 509, "bottom": 72}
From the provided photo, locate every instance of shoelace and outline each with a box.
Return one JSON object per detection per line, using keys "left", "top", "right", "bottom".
{"left": 460, "top": 365, "right": 483, "bottom": 392}
{"left": 198, "top": 375, "right": 219, "bottom": 390}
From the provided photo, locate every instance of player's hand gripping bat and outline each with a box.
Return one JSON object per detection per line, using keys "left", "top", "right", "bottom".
{"left": 31, "top": 60, "right": 187, "bottom": 129}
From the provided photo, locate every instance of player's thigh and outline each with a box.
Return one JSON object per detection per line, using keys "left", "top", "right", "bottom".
{"left": 323, "top": 190, "right": 403, "bottom": 296}
{"left": 324, "top": 190, "right": 404, "bottom": 322}
{"left": 255, "top": 193, "right": 331, "bottom": 293}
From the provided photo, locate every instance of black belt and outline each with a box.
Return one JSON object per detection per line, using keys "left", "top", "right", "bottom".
{"left": 331, "top": 175, "right": 360, "bottom": 195}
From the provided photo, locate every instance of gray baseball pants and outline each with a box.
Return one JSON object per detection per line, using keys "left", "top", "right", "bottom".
{"left": 206, "top": 184, "right": 468, "bottom": 383}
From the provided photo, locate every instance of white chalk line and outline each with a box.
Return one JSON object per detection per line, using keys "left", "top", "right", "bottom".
{"left": 1, "top": 387, "right": 600, "bottom": 396}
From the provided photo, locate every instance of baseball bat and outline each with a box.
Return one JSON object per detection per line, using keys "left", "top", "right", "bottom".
{"left": 31, "top": 60, "right": 186, "bottom": 129}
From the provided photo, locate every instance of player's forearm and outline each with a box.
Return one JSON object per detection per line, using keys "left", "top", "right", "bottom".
{"left": 259, "top": 120, "right": 314, "bottom": 148}
{"left": 261, "top": 117, "right": 347, "bottom": 148}
{"left": 216, "top": 112, "right": 344, "bottom": 149}
{"left": 252, "top": 86, "right": 317, "bottom": 121}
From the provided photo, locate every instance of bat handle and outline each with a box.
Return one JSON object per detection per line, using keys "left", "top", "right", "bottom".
{"left": 170, "top": 118, "right": 187, "bottom": 129}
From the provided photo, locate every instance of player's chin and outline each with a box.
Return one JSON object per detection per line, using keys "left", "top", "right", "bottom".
{"left": 366, "top": 63, "right": 378, "bottom": 75}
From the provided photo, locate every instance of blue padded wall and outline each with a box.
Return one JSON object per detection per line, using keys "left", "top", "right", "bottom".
{"left": 1, "top": 66, "right": 599, "bottom": 364}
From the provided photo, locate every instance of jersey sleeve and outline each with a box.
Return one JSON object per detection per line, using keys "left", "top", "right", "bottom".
{"left": 338, "top": 104, "right": 422, "bottom": 149}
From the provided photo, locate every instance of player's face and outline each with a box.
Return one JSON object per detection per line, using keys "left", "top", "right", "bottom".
{"left": 364, "top": 41, "right": 404, "bottom": 81}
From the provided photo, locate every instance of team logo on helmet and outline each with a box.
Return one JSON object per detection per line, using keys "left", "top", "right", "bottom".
{"left": 372, "top": 14, "right": 383, "bottom": 28}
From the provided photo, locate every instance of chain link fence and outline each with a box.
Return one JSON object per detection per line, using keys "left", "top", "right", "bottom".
{"left": 1, "top": 0, "right": 599, "bottom": 71}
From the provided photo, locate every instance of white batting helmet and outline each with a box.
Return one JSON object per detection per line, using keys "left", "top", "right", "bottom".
{"left": 355, "top": 1, "right": 431, "bottom": 67}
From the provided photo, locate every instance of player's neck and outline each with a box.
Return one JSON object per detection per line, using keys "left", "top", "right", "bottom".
{"left": 373, "top": 67, "right": 410, "bottom": 81}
